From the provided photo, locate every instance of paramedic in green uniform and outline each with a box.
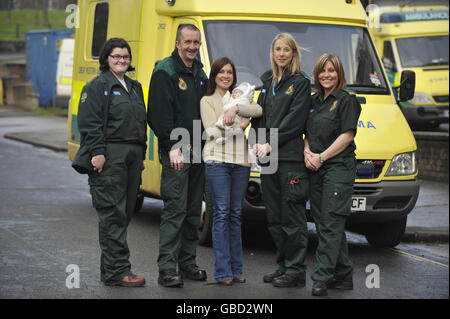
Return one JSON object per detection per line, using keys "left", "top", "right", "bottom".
{"left": 252, "top": 33, "right": 311, "bottom": 288}
{"left": 304, "top": 53, "right": 361, "bottom": 296}
{"left": 147, "top": 24, "right": 208, "bottom": 287}
{"left": 78, "top": 38, "right": 147, "bottom": 287}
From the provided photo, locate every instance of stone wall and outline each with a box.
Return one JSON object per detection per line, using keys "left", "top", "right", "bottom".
{"left": 0, "top": 58, "right": 39, "bottom": 110}
{"left": 414, "top": 132, "right": 449, "bottom": 182}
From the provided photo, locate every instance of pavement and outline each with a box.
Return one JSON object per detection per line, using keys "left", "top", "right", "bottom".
{"left": 1, "top": 105, "right": 448, "bottom": 244}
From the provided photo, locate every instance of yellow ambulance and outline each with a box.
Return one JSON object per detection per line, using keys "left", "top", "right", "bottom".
{"left": 368, "top": 5, "right": 449, "bottom": 128}
{"left": 68, "top": 0, "right": 418, "bottom": 247}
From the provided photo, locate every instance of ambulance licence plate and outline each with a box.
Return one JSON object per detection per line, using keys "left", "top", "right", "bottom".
{"left": 351, "top": 197, "right": 366, "bottom": 212}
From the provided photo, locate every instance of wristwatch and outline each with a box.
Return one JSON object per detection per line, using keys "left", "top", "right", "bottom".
{"left": 319, "top": 154, "right": 324, "bottom": 164}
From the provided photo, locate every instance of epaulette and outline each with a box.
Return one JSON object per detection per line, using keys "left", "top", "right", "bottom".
{"left": 342, "top": 88, "right": 356, "bottom": 95}
{"left": 153, "top": 56, "right": 175, "bottom": 75}
{"left": 300, "top": 71, "right": 311, "bottom": 81}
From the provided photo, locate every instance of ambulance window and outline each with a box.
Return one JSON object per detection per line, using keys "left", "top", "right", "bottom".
{"left": 382, "top": 41, "right": 396, "bottom": 72}
{"left": 92, "top": 2, "right": 109, "bottom": 59}
{"left": 396, "top": 36, "right": 449, "bottom": 67}
{"left": 203, "top": 20, "right": 388, "bottom": 93}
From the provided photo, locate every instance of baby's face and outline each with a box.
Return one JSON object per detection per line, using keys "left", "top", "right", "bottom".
{"left": 232, "top": 88, "right": 244, "bottom": 98}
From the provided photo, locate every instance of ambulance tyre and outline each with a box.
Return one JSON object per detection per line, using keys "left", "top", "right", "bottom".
{"left": 198, "top": 183, "right": 213, "bottom": 247}
{"left": 364, "top": 217, "right": 407, "bottom": 248}
{"left": 134, "top": 192, "right": 144, "bottom": 212}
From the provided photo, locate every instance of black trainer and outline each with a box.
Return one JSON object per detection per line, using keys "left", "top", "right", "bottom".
{"left": 272, "top": 274, "right": 305, "bottom": 288}
{"left": 179, "top": 265, "right": 207, "bottom": 281}
{"left": 263, "top": 270, "right": 284, "bottom": 283}
{"left": 312, "top": 281, "right": 328, "bottom": 296}
{"left": 158, "top": 269, "right": 183, "bottom": 288}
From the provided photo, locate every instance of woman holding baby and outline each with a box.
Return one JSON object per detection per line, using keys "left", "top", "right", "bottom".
{"left": 251, "top": 33, "right": 312, "bottom": 288}
{"left": 200, "top": 57, "right": 262, "bottom": 285}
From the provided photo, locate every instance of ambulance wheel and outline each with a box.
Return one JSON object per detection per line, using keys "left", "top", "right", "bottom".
{"left": 134, "top": 192, "right": 144, "bottom": 212}
{"left": 364, "top": 217, "right": 407, "bottom": 248}
{"left": 198, "top": 184, "right": 213, "bottom": 247}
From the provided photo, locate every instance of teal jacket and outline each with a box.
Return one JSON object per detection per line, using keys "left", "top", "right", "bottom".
{"left": 252, "top": 69, "right": 311, "bottom": 162}
{"left": 77, "top": 70, "right": 147, "bottom": 158}
{"left": 147, "top": 49, "right": 208, "bottom": 152}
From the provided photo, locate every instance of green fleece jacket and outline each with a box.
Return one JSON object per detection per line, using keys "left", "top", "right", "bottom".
{"left": 77, "top": 70, "right": 147, "bottom": 158}
{"left": 147, "top": 49, "right": 208, "bottom": 152}
{"left": 251, "top": 69, "right": 311, "bottom": 162}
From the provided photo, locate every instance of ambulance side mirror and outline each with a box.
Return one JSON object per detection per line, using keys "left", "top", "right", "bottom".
{"left": 396, "top": 70, "right": 415, "bottom": 102}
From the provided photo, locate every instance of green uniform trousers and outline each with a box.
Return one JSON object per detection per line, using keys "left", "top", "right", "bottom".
{"left": 88, "top": 143, "right": 143, "bottom": 284}
{"left": 309, "top": 157, "right": 356, "bottom": 283}
{"left": 158, "top": 152, "right": 205, "bottom": 271}
{"left": 261, "top": 162, "right": 309, "bottom": 277}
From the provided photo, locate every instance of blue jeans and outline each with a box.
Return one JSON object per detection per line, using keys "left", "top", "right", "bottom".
{"left": 205, "top": 161, "right": 250, "bottom": 281}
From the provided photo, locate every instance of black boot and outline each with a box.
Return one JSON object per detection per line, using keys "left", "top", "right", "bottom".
{"left": 272, "top": 274, "right": 305, "bottom": 288}
{"left": 179, "top": 265, "right": 207, "bottom": 281}
{"left": 158, "top": 269, "right": 183, "bottom": 287}
{"left": 263, "top": 270, "right": 284, "bottom": 283}
{"left": 312, "top": 281, "right": 328, "bottom": 296}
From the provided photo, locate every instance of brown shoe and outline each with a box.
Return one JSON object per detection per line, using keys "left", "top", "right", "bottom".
{"left": 106, "top": 275, "right": 145, "bottom": 287}
{"left": 218, "top": 278, "right": 233, "bottom": 286}
{"left": 233, "top": 276, "right": 246, "bottom": 283}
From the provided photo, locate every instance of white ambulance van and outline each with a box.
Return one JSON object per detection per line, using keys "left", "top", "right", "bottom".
{"left": 55, "top": 38, "right": 75, "bottom": 107}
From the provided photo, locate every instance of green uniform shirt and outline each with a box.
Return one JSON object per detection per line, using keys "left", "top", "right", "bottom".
{"left": 306, "top": 88, "right": 361, "bottom": 160}
{"left": 147, "top": 49, "right": 208, "bottom": 152}
{"left": 252, "top": 69, "right": 311, "bottom": 162}
{"left": 77, "top": 70, "right": 147, "bottom": 158}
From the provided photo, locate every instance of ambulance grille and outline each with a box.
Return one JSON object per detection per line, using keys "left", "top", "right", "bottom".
{"left": 352, "top": 187, "right": 380, "bottom": 196}
{"left": 356, "top": 160, "right": 385, "bottom": 179}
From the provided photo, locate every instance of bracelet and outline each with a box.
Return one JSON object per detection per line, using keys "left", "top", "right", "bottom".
{"left": 319, "top": 154, "right": 324, "bottom": 164}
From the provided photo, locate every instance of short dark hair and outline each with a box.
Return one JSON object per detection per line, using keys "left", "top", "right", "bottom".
{"left": 176, "top": 24, "right": 200, "bottom": 43}
{"left": 205, "top": 57, "right": 237, "bottom": 96}
{"left": 98, "top": 37, "right": 135, "bottom": 72}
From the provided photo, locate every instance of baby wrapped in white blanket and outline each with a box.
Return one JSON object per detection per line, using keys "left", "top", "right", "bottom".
{"left": 215, "top": 82, "right": 255, "bottom": 144}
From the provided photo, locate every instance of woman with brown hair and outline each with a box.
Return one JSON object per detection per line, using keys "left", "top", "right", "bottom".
{"left": 304, "top": 53, "right": 361, "bottom": 296}
{"left": 200, "top": 57, "right": 262, "bottom": 285}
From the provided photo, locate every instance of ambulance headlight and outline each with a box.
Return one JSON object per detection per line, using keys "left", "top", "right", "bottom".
{"left": 411, "top": 92, "right": 432, "bottom": 104}
{"left": 386, "top": 152, "right": 417, "bottom": 176}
